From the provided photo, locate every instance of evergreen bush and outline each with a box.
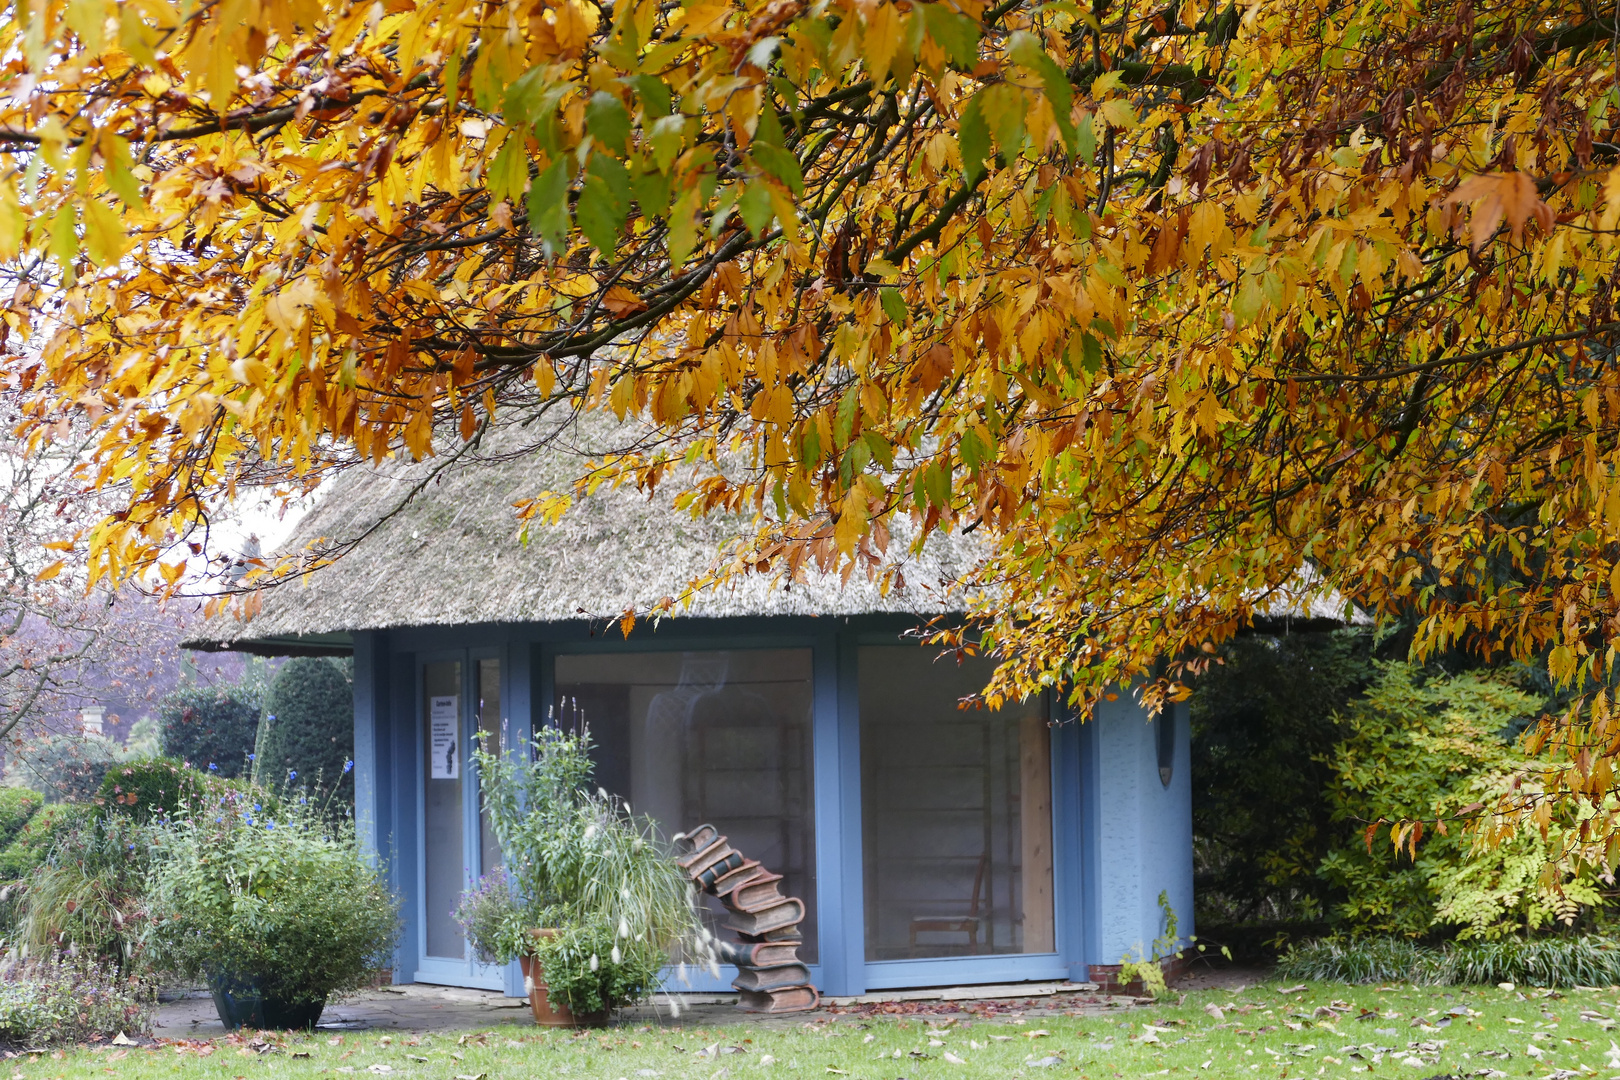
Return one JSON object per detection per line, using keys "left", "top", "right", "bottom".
{"left": 159, "top": 679, "right": 263, "bottom": 779}
{"left": 95, "top": 759, "right": 208, "bottom": 823}
{"left": 256, "top": 658, "right": 354, "bottom": 807}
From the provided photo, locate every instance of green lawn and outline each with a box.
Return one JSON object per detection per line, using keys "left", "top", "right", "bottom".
{"left": 25, "top": 981, "right": 1620, "bottom": 1080}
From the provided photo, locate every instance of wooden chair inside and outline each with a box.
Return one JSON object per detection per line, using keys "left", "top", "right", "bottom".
{"left": 907, "top": 853, "right": 989, "bottom": 957}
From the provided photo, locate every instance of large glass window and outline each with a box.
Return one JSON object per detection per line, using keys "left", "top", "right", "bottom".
{"left": 859, "top": 647, "right": 1053, "bottom": 960}
{"left": 555, "top": 650, "right": 818, "bottom": 962}
{"left": 476, "top": 657, "right": 502, "bottom": 876}
{"left": 423, "top": 660, "right": 465, "bottom": 960}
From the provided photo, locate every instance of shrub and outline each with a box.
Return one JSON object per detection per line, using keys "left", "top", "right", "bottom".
{"left": 469, "top": 728, "right": 702, "bottom": 1016}
{"left": 0, "top": 805, "right": 93, "bottom": 881}
{"left": 256, "top": 658, "right": 354, "bottom": 808}
{"left": 16, "top": 814, "right": 157, "bottom": 969}
{"left": 0, "top": 955, "right": 153, "bottom": 1045}
{"left": 1319, "top": 663, "right": 1605, "bottom": 940}
{"left": 1277, "top": 934, "right": 1620, "bottom": 988}
{"left": 531, "top": 917, "right": 665, "bottom": 1017}
{"left": 455, "top": 867, "right": 525, "bottom": 966}
{"left": 159, "top": 680, "right": 262, "bottom": 780}
{"left": 146, "top": 786, "right": 399, "bottom": 1006}
{"left": 95, "top": 759, "right": 208, "bottom": 824}
{"left": 0, "top": 790, "right": 42, "bottom": 849}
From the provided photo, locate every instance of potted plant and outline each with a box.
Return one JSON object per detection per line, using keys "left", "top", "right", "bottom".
{"left": 462, "top": 728, "right": 703, "bottom": 1025}
{"left": 145, "top": 784, "right": 399, "bottom": 1029}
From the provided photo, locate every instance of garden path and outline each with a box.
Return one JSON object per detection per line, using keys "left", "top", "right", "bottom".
{"left": 152, "top": 979, "right": 1174, "bottom": 1035}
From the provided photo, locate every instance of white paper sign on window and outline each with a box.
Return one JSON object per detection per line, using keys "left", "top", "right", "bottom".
{"left": 430, "top": 695, "right": 459, "bottom": 779}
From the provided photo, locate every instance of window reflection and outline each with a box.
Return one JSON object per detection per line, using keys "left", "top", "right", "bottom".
{"left": 555, "top": 649, "right": 818, "bottom": 962}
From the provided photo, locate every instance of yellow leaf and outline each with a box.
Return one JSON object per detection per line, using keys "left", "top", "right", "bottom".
{"left": 35, "top": 560, "right": 66, "bottom": 582}
{"left": 864, "top": 2, "right": 901, "bottom": 86}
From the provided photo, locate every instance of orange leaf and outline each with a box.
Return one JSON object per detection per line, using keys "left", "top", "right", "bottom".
{"left": 1446, "top": 172, "right": 1552, "bottom": 253}
{"left": 602, "top": 286, "right": 648, "bottom": 316}
{"left": 34, "top": 560, "right": 65, "bottom": 581}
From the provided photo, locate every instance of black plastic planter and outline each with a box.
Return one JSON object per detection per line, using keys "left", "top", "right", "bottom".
{"left": 208, "top": 975, "right": 327, "bottom": 1030}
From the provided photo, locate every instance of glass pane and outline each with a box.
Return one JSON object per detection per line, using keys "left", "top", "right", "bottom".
{"left": 555, "top": 650, "right": 818, "bottom": 962}
{"left": 423, "top": 660, "right": 465, "bottom": 960}
{"left": 477, "top": 658, "right": 502, "bottom": 875}
{"left": 859, "top": 647, "right": 1053, "bottom": 961}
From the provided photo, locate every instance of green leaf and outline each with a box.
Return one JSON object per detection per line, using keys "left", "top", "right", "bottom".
{"left": 668, "top": 185, "right": 700, "bottom": 266}
{"left": 958, "top": 92, "right": 989, "bottom": 181}
{"left": 630, "top": 163, "right": 672, "bottom": 218}
{"left": 1079, "top": 332, "right": 1102, "bottom": 374}
{"left": 578, "top": 153, "right": 631, "bottom": 256}
{"left": 488, "top": 132, "right": 531, "bottom": 204}
{"left": 834, "top": 386, "right": 859, "bottom": 447}
{"left": 979, "top": 82, "right": 1026, "bottom": 161}
{"left": 863, "top": 430, "right": 896, "bottom": 471}
{"left": 754, "top": 105, "right": 787, "bottom": 147}
{"left": 505, "top": 66, "right": 550, "bottom": 125}
{"left": 586, "top": 91, "right": 633, "bottom": 155}
{"left": 751, "top": 142, "right": 804, "bottom": 196}
{"left": 527, "top": 157, "right": 570, "bottom": 255}
{"left": 738, "top": 181, "right": 775, "bottom": 239}
{"left": 625, "top": 74, "right": 672, "bottom": 119}
{"left": 104, "top": 136, "right": 145, "bottom": 209}
{"left": 649, "top": 114, "right": 684, "bottom": 175}
{"left": 879, "top": 287, "right": 907, "bottom": 325}
{"left": 919, "top": 3, "right": 979, "bottom": 69}
{"left": 1077, "top": 111, "right": 1096, "bottom": 161}
{"left": 1008, "top": 30, "right": 1076, "bottom": 154}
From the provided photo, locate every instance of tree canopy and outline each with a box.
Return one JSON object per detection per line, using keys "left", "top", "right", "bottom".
{"left": 2, "top": 0, "right": 1618, "bottom": 829}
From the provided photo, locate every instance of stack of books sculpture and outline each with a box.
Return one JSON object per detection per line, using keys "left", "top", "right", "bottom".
{"left": 675, "top": 824, "right": 818, "bottom": 1013}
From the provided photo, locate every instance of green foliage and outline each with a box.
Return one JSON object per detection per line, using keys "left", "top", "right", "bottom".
{"left": 532, "top": 917, "right": 665, "bottom": 1018}
{"left": 470, "top": 729, "right": 701, "bottom": 1013}
{"left": 256, "top": 658, "right": 354, "bottom": 808}
{"left": 1118, "top": 892, "right": 1182, "bottom": 998}
{"left": 1277, "top": 935, "right": 1620, "bottom": 988}
{"left": 1320, "top": 663, "right": 1604, "bottom": 940}
{"left": 159, "top": 679, "right": 263, "bottom": 780}
{"left": 17, "top": 814, "right": 156, "bottom": 969}
{"left": 0, "top": 955, "right": 153, "bottom": 1045}
{"left": 0, "top": 804, "right": 93, "bottom": 881}
{"left": 145, "top": 786, "right": 398, "bottom": 1004}
{"left": 1190, "top": 629, "right": 1375, "bottom": 926}
{"left": 95, "top": 758, "right": 208, "bottom": 824}
{"left": 0, "top": 789, "right": 43, "bottom": 849}
{"left": 455, "top": 867, "right": 526, "bottom": 967}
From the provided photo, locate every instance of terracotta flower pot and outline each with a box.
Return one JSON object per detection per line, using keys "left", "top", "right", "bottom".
{"left": 521, "top": 929, "right": 609, "bottom": 1027}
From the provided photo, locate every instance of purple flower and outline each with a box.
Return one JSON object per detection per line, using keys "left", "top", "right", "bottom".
{"left": 288, "top": 770, "right": 297, "bottom": 781}
{"left": 265, "top": 822, "right": 275, "bottom": 830}
{"left": 343, "top": 760, "right": 354, "bottom": 773}
{"left": 207, "top": 763, "right": 218, "bottom": 771}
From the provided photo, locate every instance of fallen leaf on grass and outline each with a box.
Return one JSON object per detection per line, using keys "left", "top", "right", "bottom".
{"left": 454, "top": 1074, "right": 487, "bottom": 1080}
{"left": 1025, "top": 1055, "right": 1064, "bottom": 1068}
{"left": 943, "top": 1052, "right": 966, "bottom": 1065}
{"left": 1204, "top": 1004, "right": 1225, "bottom": 1022}
{"left": 825, "top": 1068, "right": 847, "bottom": 1075}
{"left": 1021, "top": 1030, "right": 1050, "bottom": 1039}
{"left": 368, "top": 1065, "right": 394, "bottom": 1074}
{"left": 1279, "top": 985, "right": 1308, "bottom": 994}
{"left": 110, "top": 1034, "right": 134, "bottom": 1048}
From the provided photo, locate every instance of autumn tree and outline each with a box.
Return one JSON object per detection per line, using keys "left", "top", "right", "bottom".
{"left": 2, "top": 0, "right": 1619, "bottom": 833}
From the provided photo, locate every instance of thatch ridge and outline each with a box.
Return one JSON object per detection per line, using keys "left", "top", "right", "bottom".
{"left": 186, "top": 418, "right": 985, "bottom": 651}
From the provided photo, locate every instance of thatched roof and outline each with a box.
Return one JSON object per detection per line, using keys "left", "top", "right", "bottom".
{"left": 185, "top": 418, "right": 987, "bottom": 654}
